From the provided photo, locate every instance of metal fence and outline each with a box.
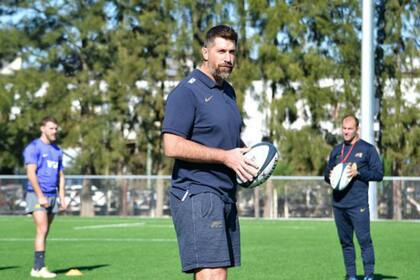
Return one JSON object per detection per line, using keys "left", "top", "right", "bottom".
{"left": 1, "top": 175, "right": 419, "bottom": 220}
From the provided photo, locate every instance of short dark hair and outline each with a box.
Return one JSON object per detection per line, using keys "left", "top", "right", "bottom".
{"left": 342, "top": 114, "right": 359, "bottom": 127}
{"left": 204, "top": 25, "right": 238, "bottom": 47}
{"left": 40, "top": 116, "right": 58, "bottom": 126}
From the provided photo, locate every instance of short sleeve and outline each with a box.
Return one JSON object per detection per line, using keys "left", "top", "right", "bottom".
{"left": 162, "top": 86, "right": 196, "bottom": 138}
{"left": 23, "top": 143, "right": 38, "bottom": 166}
{"left": 59, "top": 150, "right": 64, "bottom": 171}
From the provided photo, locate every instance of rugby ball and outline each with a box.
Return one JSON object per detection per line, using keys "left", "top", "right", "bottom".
{"left": 237, "top": 142, "right": 279, "bottom": 188}
{"left": 330, "top": 163, "right": 352, "bottom": 191}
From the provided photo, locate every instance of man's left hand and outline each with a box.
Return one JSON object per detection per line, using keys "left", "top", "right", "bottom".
{"left": 59, "top": 200, "right": 68, "bottom": 211}
{"left": 347, "top": 163, "right": 358, "bottom": 178}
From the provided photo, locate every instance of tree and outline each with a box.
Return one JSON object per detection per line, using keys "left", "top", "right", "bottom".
{"left": 375, "top": 0, "right": 419, "bottom": 219}
{"left": 247, "top": 1, "right": 361, "bottom": 176}
{"left": 1, "top": 0, "right": 418, "bottom": 184}
{"left": 375, "top": 0, "right": 419, "bottom": 176}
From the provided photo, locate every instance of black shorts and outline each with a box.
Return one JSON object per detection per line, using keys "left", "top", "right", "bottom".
{"left": 170, "top": 191, "right": 241, "bottom": 273}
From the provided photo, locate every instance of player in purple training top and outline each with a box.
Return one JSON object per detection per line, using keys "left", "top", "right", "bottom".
{"left": 23, "top": 116, "right": 67, "bottom": 278}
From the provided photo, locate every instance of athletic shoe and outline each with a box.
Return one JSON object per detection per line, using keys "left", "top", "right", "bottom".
{"left": 346, "top": 277, "right": 357, "bottom": 280}
{"left": 30, "top": 267, "right": 56, "bottom": 278}
{"left": 363, "top": 276, "right": 374, "bottom": 280}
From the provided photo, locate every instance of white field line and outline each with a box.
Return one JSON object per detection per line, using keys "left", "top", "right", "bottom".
{"left": 73, "top": 222, "right": 145, "bottom": 230}
{"left": 52, "top": 217, "right": 173, "bottom": 223}
{"left": 0, "top": 237, "right": 176, "bottom": 242}
{"left": 73, "top": 222, "right": 173, "bottom": 230}
{"left": 279, "top": 226, "right": 316, "bottom": 229}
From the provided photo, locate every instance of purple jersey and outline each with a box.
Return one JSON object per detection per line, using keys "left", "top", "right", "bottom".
{"left": 23, "top": 139, "right": 63, "bottom": 197}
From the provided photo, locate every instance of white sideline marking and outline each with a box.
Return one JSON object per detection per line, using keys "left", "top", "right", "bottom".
{"left": 73, "top": 222, "right": 173, "bottom": 230}
{"left": 0, "top": 238, "right": 175, "bottom": 242}
{"left": 280, "top": 226, "right": 316, "bottom": 230}
{"left": 142, "top": 224, "right": 174, "bottom": 228}
{"left": 73, "top": 222, "right": 145, "bottom": 230}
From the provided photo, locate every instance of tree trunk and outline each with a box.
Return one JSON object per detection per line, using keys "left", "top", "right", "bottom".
{"left": 263, "top": 180, "right": 274, "bottom": 218}
{"left": 155, "top": 170, "right": 165, "bottom": 217}
{"left": 392, "top": 160, "right": 403, "bottom": 220}
{"left": 254, "top": 187, "right": 260, "bottom": 218}
{"left": 119, "top": 179, "right": 129, "bottom": 216}
{"left": 392, "top": 180, "right": 402, "bottom": 220}
{"left": 80, "top": 177, "right": 94, "bottom": 217}
{"left": 273, "top": 186, "right": 278, "bottom": 219}
{"left": 284, "top": 185, "right": 289, "bottom": 219}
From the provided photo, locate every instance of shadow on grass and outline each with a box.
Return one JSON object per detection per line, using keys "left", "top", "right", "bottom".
{"left": 0, "top": 266, "right": 19, "bottom": 271}
{"left": 356, "top": 274, "right": 398, "bottom": 280}
{"left": 53, "top": 264, "right": 109, "bottom": 274}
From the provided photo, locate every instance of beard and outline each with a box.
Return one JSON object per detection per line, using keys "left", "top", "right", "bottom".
{"left": 213, "top": 64, "right": 233, "bottom": 80}
{"left": 46, "top": 134, "right": 56, "bottom": 143}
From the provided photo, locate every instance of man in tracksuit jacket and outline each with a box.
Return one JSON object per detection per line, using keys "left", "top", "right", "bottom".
{"left": 324, "top": 114, "right": 383, "bottom": 280}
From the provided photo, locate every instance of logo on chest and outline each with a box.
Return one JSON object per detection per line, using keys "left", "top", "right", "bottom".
{"left": 204, "top": 95, "right": 213, "bottom": 102}
{"left": 355, "top": 152, "right": 363, "bottom": 158}
{"left": 47, "top": 160, "right": 59, "bottom": 169}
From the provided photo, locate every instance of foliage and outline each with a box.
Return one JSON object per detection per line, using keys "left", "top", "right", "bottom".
{"left": 0, "top": 0, "right": 418, "bottom": 176}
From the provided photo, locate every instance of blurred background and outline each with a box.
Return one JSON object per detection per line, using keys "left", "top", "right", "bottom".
{"left": 0, "top": 1, "right": 418, "bottom": 219}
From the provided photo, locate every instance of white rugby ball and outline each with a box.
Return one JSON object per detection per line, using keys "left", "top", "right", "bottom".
{"left": 330, "top": 163, "right": 352, "bottom": 191}
{"left": 237, "top": 142, "right": 279, "bottom": 188}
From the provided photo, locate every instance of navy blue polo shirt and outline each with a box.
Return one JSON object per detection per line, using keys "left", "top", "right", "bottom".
{"left": 162, "top": 69, "right": 243, "bottom": 203}
{"left": 324, "top": 139, "right": 383, "bottom": 208}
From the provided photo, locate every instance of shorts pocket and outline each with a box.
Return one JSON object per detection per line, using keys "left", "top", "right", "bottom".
{"left": 169, "top": 194, "right": 181, "bottom": 221}
{"left": 197, "top": 193, "right": 213, "bottom": 218}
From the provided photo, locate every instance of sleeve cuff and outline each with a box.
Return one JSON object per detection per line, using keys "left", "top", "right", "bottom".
{"left": 162, "top": 128, "right": 188, "bottom": 138}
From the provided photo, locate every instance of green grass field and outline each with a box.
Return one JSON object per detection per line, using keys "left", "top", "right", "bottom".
{"left": 0, "top": 216, "right": 418, "bottom": 280}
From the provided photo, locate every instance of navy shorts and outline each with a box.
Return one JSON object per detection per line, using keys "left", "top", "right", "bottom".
{"left": 170, "top": 191, "right": 241, "bottom": 273}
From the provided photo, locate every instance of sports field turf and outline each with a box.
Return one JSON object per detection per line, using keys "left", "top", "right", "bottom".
{"left": 0, "top": 216, "right": 418, "bottom": 279}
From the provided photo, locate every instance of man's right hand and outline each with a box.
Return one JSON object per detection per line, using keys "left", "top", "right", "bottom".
{"left": 38, "top": 196, "right": 49, "bottom": 208}
{"left": 224, "top": 148, "right": 259, "bottom": 183}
